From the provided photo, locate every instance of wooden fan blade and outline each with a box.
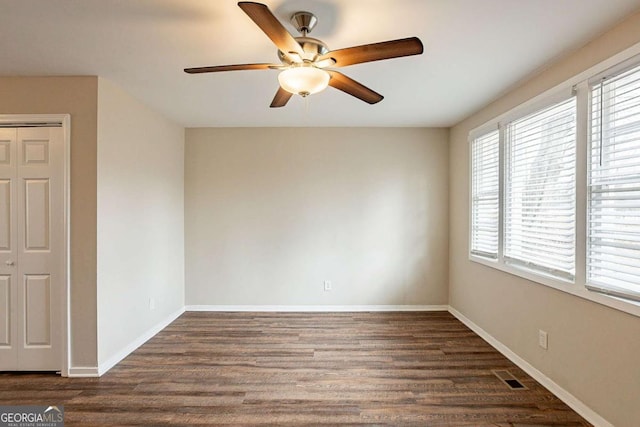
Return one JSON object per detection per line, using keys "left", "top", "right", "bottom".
{"left": 238, "top": 2, "right": 304, "bottom": 58}
{"left": 184, "top": 63, "right": 277, "bottom": 74}
{"left": 270, "top": 87, "right": 293, "bottom": 108}
{"left": 327, "top": 71, "right": 383, "bottom": 104}
{"left": 319, "top": 37, "right": 423, "bottom": 67}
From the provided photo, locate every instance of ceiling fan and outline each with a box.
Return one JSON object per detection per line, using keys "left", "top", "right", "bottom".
{"left": 184, "top": 1, "right": 424, "bottom": 108}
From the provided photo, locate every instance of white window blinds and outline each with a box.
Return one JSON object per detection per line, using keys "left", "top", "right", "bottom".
{"left": 471, "top": 130, "right": 500, "bottom": 259}
{"left": 504, "top": 98, "right": 577, "bottom": 279}
{"left": 588, "top": 63, "right": 640, "bottom": 302}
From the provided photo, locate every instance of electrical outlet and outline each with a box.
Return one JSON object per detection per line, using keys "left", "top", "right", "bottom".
{"left": 149, "top": 297, "right": 156, "bottom": 311}
{"left": 323, "top": 280, "right": 332, "bottom": 291}
{"left": 538, "top": 329, "right": 548, "bottom": 350}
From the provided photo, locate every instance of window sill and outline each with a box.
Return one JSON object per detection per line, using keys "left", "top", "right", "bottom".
{"left": 469, "top": 253, "right": 640, "bottom": 319}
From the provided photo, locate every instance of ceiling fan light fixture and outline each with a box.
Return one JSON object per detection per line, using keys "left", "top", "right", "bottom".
{"left": 278, "top": 66, "right": 330, "bottom": 97}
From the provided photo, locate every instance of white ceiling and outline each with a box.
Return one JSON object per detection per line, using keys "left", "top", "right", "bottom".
{"left": 2, "top": 0, "right": 640, "bottom": 127}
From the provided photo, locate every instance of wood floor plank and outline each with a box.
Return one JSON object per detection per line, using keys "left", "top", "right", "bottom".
{"left": 0, "top": 311, "right": 591, "bottom": 426}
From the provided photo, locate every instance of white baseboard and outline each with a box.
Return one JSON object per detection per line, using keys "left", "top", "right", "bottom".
{"left": 447, "top": 306, "right": 612, "bottom": 427}
{"left": 67, "top": 366, "right": 99, "bottom": 378}
{"left": 97, "top": 306, "right": 185, "bottom": 376}
{"left": 185, "top": 304, "right": 449, "bottom": 312}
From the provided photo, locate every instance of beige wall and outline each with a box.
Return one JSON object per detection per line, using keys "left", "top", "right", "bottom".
{"left": 0, "top": 76, "right": 98, "bottom": 368}
{"left": 449, "top": 11, "right": 640, "bottom": 427}
{"left": 96, "top": 79, "right": 184, "bottom": 365}
{"left": 185, "top": 128, "right": 448, "bottom": 306}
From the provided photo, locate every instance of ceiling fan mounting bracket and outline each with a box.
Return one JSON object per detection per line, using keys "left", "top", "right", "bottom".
{"left": 291, "top": 11, "right": 318, "bottom": 36}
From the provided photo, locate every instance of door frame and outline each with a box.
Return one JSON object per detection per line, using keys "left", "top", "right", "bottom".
{"left": 0, "top": 114, "right": 70, "bottom": 376}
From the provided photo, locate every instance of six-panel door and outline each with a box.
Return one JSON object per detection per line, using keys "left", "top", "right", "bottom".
{"left": 0, "top": 127, "right": 63, "bottom": 371}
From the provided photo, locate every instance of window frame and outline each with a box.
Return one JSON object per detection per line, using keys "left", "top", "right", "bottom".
{"left": 468, "top": 42, "right": 640, "bottom": 319}
{"left": 469, "top": 90, "right": 579, "bottom": 286}
{"left": 503, "top": 96, "right": 578, "bottom": 281}
{"left": 470, "top": 128, "right": 500, "bottom": 260}
{"left": 585, "top": 59, "right": 640, "bottom": 303}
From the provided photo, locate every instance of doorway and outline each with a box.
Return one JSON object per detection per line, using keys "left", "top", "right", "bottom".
{"left": 0, "top": 116, "right": 69, "bottom": 373}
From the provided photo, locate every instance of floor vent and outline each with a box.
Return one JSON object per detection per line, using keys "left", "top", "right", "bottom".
{"left": 492, "top": 369, "right": 527, "bottom": 390}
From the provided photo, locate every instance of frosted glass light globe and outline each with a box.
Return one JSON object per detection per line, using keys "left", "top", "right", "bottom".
{"left": 278, "top": 66, "right": 330, "bottom": 97}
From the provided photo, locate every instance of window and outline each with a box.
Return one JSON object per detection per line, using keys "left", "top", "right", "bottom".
{"left": 587, "top": 63, "right": 640, "bottom": 302}
{"left": 504, "top": 98, "right": 577, "bottom": 279}
{"left": 469, "top": 96, "right": 577, "bottom": 282}
{"left": 471, "top": 130, "right": 499, "bottom": 259}
{"left": 469, "top": 49, "right": 640, "bottom": 314}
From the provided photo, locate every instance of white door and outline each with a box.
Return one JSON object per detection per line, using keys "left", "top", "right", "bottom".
{"left": 0, "top": 127, "right": 63, "bottom": 371}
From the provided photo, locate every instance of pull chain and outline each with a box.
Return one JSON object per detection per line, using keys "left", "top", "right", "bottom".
{"left": 304, "top": 96, "right": 310, "bottom": 126}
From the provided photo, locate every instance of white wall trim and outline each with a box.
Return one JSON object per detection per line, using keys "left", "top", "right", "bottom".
{"left": 448, "top": 306, "right": 612, "bottom": 427}
{"left": 67, "top": 366, "right": 99, "bottom": 378}
{"left": 185, "top": 305, "right": 449, "bottom": 312}
{"left": 62, "top": 114, "right": 71, "bottom": 378}
{"left": 97, "top": 307, "right": 185, "bottom": 376}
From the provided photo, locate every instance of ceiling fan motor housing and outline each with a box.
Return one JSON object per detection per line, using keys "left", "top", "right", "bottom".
{"left": 278, "top": 37, "right": 329, "bottom": 64}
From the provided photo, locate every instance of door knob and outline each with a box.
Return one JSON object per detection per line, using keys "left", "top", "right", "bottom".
{"left": 5, "top": 260, "right": 14, "bottom": 266}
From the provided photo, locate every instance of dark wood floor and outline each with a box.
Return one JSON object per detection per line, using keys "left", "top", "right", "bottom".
{"left": 0, "top": 312, "right": 589, "bottom": 426}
